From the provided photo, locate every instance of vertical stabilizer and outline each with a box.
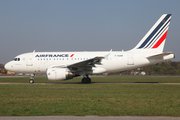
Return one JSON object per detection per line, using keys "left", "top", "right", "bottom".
{"left": 133, "top": 14, "right": 172, "bottom": 52}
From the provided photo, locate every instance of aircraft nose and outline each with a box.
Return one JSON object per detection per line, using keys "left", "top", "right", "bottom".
{"left": 4, "top": 62, "right": 12, "bottom": 71}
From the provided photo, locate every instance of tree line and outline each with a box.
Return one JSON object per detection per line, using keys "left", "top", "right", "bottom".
{"left": 144, "top": 61, "right": 180, "bottom": 75}
{"left": 119, "top": 61, "right": 180, "bottom": 76}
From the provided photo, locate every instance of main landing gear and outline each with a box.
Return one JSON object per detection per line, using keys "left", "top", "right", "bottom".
{"left": 29, "top": 74, "right": 35, "bottom": 84}
{"left": 82, "top": 75, "right": 91, "bottom": 84}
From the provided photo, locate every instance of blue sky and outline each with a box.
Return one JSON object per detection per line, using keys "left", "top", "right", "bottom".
{"left": 1, "top": 0, "right": 180, "bottom": 64}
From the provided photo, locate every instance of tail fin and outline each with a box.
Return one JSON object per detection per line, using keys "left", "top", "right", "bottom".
{"left": 133, "top": 14, "right": 172, "bottom": 52}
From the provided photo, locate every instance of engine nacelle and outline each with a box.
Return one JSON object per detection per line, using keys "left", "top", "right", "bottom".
{"left": 46, "top": 68, "right": 74, "bottom": 80}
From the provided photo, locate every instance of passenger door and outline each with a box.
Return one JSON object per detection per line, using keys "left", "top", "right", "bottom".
{"left": 26, "top": 55, "right": 33, "bottom": 66}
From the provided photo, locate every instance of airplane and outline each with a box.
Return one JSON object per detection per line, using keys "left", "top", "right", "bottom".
{"left": 5, "top": 14, "right": 175, "bottom": 84}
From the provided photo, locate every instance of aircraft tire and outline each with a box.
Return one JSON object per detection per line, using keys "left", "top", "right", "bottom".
{"left": 29, "top": 79, "right": 34, "bottom": 84}
{"left": 82, "top": 78, "right": 91, "bottom": 84}
{"left": 82, "top": 78, "right": 87, "bottom": 84}
{"left": 87, "top": 78, "right": 91, "bottom": 83}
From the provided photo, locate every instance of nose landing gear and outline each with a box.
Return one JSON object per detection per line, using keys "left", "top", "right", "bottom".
{"left": 29, "top": 79, "right": 34, "bottom": 83}
{"left": 29, "top": 74, "right": 35, "bottom": 84}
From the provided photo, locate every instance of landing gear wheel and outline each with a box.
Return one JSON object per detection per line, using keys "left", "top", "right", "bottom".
{"left": 29, "top": 79, "right": 34, "bottom": 84}
{"left": 82, "top": 78, "right": 87, "bottom": 84}
{"left": 29, "top": 74, "right": 35, "bottom": 84}
{"left": 82, "top": 78, "right": 91, "bottom": 84}
{"left": 87, "top": 78, "right": 91, "bottom": 83}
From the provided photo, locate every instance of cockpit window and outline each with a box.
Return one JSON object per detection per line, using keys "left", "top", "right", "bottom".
{"left": 13, "top": 58, "right": 17, "bottom": 61}
{"left": 13, "top": 58, "right": 20, "bottom": 61}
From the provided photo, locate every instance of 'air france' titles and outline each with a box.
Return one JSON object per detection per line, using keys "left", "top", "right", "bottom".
{"left": 35, "top": 54, "right": 69, "bottom": 57}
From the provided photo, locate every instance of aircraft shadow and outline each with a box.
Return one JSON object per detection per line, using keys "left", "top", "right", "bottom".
{"left": 135, "top": 82, "right": 159, "bottom": 83}
{"left": 46, "top": 82, "right": 159, "bottom": 84}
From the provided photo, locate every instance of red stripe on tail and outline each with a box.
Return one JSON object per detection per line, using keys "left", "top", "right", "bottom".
{"left": 152, "top": 30, "right": 168, "bottom": 48}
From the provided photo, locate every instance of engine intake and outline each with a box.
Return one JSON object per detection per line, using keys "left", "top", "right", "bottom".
{"left": 46, "top": 68, "right": 74, "bottom": 80}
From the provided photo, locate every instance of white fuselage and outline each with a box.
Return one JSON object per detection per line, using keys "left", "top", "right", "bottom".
{"left": 5, "top": 50, "right": 173, "bottom": 75}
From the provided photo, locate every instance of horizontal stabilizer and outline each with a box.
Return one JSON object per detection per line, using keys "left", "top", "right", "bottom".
{"left": 147, "top": 52, "right": 173, "bottom": 59}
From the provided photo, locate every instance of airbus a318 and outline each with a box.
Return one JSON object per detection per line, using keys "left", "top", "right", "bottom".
{"left": 5, "top": 14, "right": 175, "bottom": 83}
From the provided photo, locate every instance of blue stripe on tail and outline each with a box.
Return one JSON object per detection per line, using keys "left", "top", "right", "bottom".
{"left": 138, "top": 14, "right": 171, "bottom": 49}
{"left": 145, "top": 19, "right": 171, "bottom": 48}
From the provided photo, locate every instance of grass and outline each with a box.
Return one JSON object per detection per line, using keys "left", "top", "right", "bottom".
{"left": 0, "top": 76, "right": 180, "bottom": 116}
{"left": 0, "top": 76, "right": 180, "bottom": 83}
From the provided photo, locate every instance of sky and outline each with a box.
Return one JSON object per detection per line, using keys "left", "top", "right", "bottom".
{"left": 1, "top": 0, "right": 180, "bottom": 64}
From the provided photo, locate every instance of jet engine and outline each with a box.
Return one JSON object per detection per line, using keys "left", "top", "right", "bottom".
{"left": 46, "top": 68, "right": 74, "bottom": 80}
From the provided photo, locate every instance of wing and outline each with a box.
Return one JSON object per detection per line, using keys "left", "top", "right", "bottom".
{"left": 68, "top": 49, "right": 112, "bottom": 68}
{"left": 50, "top": 49, "right": 112, "bottom": 69}
{"left": 67, "top": 56, "right": 104, "bottom": 68}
